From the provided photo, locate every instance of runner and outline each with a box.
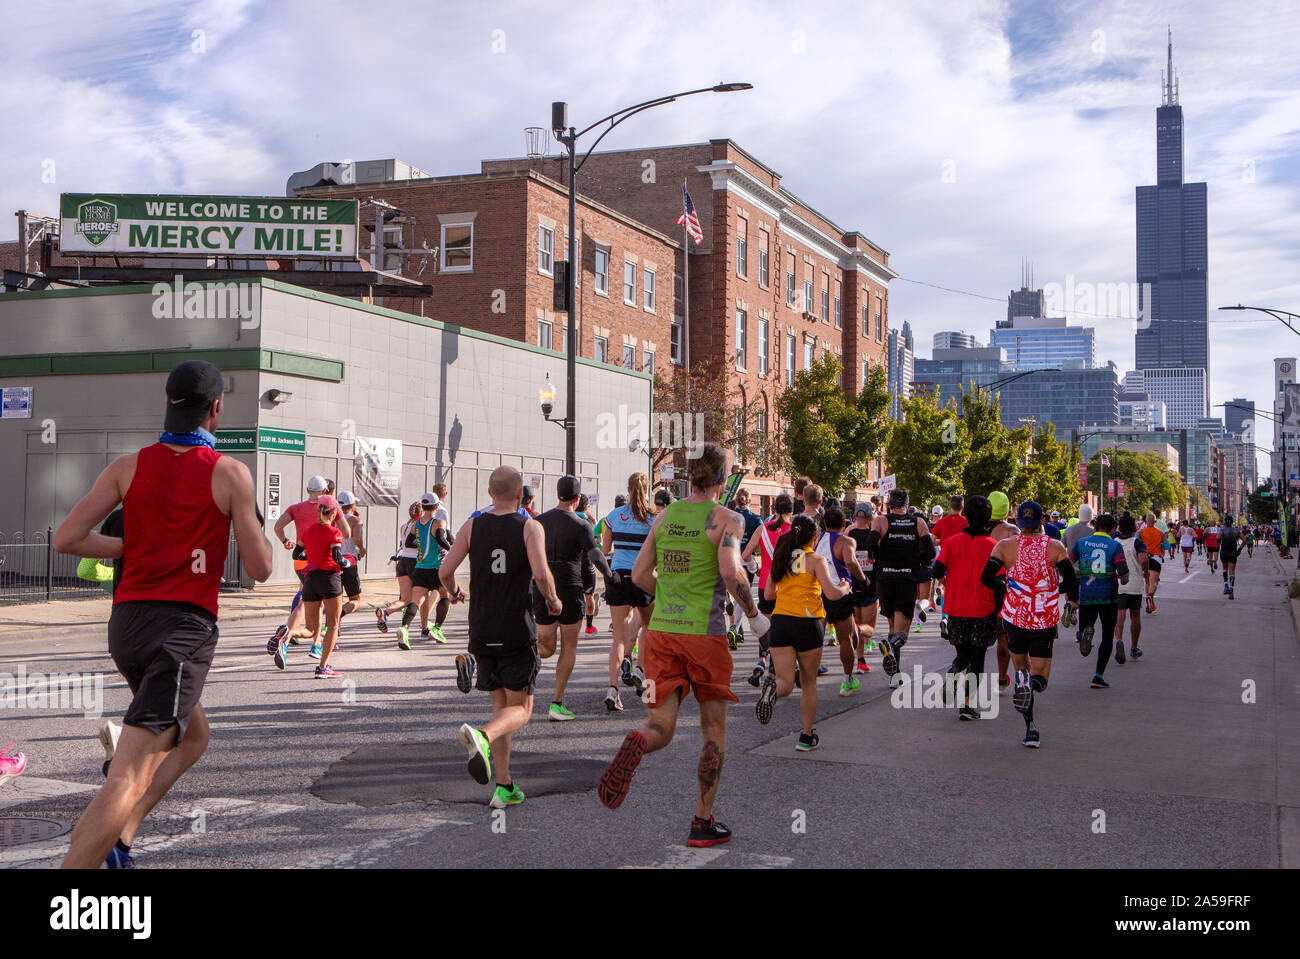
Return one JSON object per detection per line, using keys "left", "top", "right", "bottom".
{"left": 983, "top": 500, "right": 1076, "bottom": 747}
{"left": 532, "top": 476, "right": 617, "bottom": 721}
{"left": 53, "top": 360, "right": 273, "bottom": 868}
{"left": 299, "top": 494, "right": 354, "bottom": 678}
{"left": 1194, "top": 523, "right": 1205, "bottom": 555}
{"left": 1060, "top": 504, "right": 1096, "bottom": 627}
{"left": 867, "top": 488, "right": 935, "bottom": 685}
{"left": 1244, "top": 525, "right": 1255, "bottom": 560}
{"left": 336, "top": 491, "right": 366, "bottom": 622}
{"left": 1113, "top": 513, "right": 1148, "bottom": 662}
{"left": 847, "top": 502, "right": 878, "bottom": 674}
{"left": 740, "top": 492, "right": 793, "bottom": 686}
{"left": 931, "top": 495, "right": 997, "bottom": 720}
{"left": 1070, "top": 513, "right": 1130, "bottom": 688}
{"left": 268, "top": 475, "right": 350, "bottom": 660}
{"left": 754, "top": 515, "right": 851, "bottom": 748}
{"left": 987, "top": 491, "right": 1020, "bottom": 689}
{"left": 576, "top": 493, "right": 600, "bottom": 635}
{"left": 375, "top": 502, "right": 421, "bottom": 639}
{"left": 1204, "top": 522, "right": 1220, "bottom": 573}
{"left": 1044, "top": 510, "right": 1064, "bottom": 541}
{"left": 1179, "top": 521, "right": 1195, "bottom": 573}
{"left": 792, "top": 477, "right": 809, "bottom": 517}
{"left": 439, "top": 466, "right": 561, "bottom": 809}
{"left": 929, "top": 495, "right": 968, "bottom": 640}
{"left": 597, "top": 443, "right": 768, "bottom": 848}
{"left": 820, "top": 506, "right": 868, "bottom": 696}
{"left": 602, "top": 473, "right": 657, "bottom": 710}
{"left": 407, "top": 492, "right": 453, "bottom": 647}
{"left": 1137, "top": 513, "right": 1165, "bottom": 614}
{"left": 727, "top": 488, "right": 763, "bottom": 648}
{"left": 1219, "top": 516, "right": 1242, "bottom": 599}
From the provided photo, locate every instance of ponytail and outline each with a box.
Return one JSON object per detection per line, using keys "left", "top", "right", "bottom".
{"left": 627, "top": 472, "right": 651, "bottom": 524}
{"left": 770, "top": 515, "right": 817, "bottom": 584}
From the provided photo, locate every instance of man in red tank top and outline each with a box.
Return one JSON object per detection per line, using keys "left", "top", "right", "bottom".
{"left": 52, "top": 361, "right": 273, "bottom": 869}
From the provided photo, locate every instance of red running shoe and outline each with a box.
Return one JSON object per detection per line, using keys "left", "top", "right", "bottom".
{"left": 598, "top": 730, "right": 648, "bottom": 809}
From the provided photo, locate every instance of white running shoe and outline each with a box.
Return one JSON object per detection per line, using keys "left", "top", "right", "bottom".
{"left": 98, "top": 720, "right": 121, "bottom": 777}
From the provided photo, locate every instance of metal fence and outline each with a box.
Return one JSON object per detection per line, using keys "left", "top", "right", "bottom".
{"left": 0, "top": 529, "right": 246, "bottom": 606}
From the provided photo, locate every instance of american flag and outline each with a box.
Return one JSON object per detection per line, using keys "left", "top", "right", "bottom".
{"left": 1101, "top": 453, "right": 1111, "bottom": 467}
{"left": 676, "top": 185, "right": 703, "bottom": 245}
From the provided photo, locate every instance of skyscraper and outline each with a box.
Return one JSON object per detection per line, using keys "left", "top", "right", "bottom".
{"left": 933, "top": 331, "right": 981, "bottom": 351}
{"left": 1135, "top": 29, "right": 1209, "bottom": 421}
{"left": 887, "top": 320, "right": 914, "bottom": 420}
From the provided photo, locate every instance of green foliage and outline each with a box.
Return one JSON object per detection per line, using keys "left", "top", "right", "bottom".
{"left": 1248, "top": 482, "right": 1279, "bottom": 525}
{"left": 1011, "top": 426, "right": 1083, "bottom": 515}
{"left": 652, "top": 355, "right": 779, "bottom": 476}
{"left": 886, "top": 390, "right": 969, "bottom": 508}
{"left": 1090, "top": 449, "right": 1182, "bottom": 516}
{"left": 775, "top": 357, "right": 894, "bottom": 495}
{"left": 959, "top": 389, "right": 1030, "bottom": 498}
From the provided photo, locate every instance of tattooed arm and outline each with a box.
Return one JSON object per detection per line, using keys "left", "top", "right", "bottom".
{"left": 712, "top": 506, "right": 757, "bottom": 617}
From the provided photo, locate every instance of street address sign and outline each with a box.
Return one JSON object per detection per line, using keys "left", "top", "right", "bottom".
{"left": 216, "top": 427, "right": 306, "bottom": 455}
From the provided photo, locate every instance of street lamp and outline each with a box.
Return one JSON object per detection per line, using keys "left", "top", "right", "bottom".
{"left": 1218, "top": 304, "right": 1300, "bottom": 337}
{"left": 550, "top": 82, "right": 753, "bottom": 474}
{"left": 539, "top": 373, "right": 562, "bottom": 426}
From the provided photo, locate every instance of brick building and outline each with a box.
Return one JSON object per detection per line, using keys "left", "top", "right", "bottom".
{"left": 483, "top": 139, "right": 897, "bottom": 502}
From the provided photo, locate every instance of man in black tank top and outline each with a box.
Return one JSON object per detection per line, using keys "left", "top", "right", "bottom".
{"left": 438, "top": 466, "right": 561, "bottom": 810}
{"left": 866, "top": 488, "right": 935, "bottom": 683}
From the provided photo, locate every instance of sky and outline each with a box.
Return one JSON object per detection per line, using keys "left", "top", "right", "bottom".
{"left": 2, "top": 0, "right": 1298, "bottom": 477}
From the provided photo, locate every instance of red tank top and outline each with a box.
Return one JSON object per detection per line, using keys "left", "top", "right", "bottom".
{"left": 1000, "top": 533, "right": 1059, "bottom": 630}
{"left": 114, "top": 443, "right": 231, "bottom": 618}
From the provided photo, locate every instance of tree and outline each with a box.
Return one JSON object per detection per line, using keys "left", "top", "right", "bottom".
{"left": 886, "top": 390, "right": 969, "bottom": 508}
{"left": 1186, "top": 485, "right": 1217, "bottom": 524}
{"left": 650, "top": 356, "right": 779, "bottom": 479}
{"left": 1091, "top": 450, "right": 1181, "bottom": 516}
{"left": 959, "top": 388, "right": 1030, "bottom": 499}
{"left": 1248, "top": 482, "right": 1278, "bottom": 525}
{"left": 776, "top": 356, "right": 894, "bottom": 495}
{"left": 1010, "top": 425, "right": 1082, "bottom": 515}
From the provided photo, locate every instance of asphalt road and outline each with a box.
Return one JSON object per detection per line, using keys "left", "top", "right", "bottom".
{"left": 2, "top": 543, "right": 1297, "bottom": 868}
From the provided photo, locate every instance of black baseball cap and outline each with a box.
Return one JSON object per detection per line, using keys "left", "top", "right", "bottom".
{"left": 164, "top": 361, "right": 224, "bottom": 433}
{"left": 557, "top": 475, "right": 581, "bottom": 501}
{"left": 1017, "top": 501, "right": 1044, "bottom": 529}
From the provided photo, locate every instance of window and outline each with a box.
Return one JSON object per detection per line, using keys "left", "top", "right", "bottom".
{"left": 862, "top": 305, "right": 870, "bottom": 337}
{"left": 595, "top": 335, "right": 608, "bottom": 364}
{"left": 623, "top": 344, "right": 635, "bottom": 369}
{"left": 595, "top": 247, "right": 609, "bottom": 294}
{"left": 643, "top": 350, "right": 655, "bottom": 375}
{"left": 804, "top": 340, "right": 814, "bottom": 370}
{"left": 786, "top": 269, "right": 796, "bottom": 307}
{"left": 758, "top": 317, "right": 769, "bottom": 376}
{"left": 876, "top": 309, "right": 883, "bottom": 340}
{"left": 861, "top": 359, "right": 870, "bottom": 388}
{"left": 756, "top": 408, "right": 768, "bottom": 437}
{"left": 803, "top": 281, "right": 813, "bottom": 315}
{"left": 538, "top": 318, "right": 553, "bottom": 350}
{"left": 671, "top": 318, "right": 683, "bottom": 365}
{"left": 736, "top": 230, "right": 748, "bottom": 278}
{"left": 736, "top": 309, "right": 748, "bottom": 369}
{"left": 644, "top": 269, "right": 656, "bottom": 312}
{"left": 440, "top": 222, "right": 472, "bottom": 271}
{"left": 624, "top": 261, "right": 636, "bottom": 304}
{"left": 821, "top": 287, "right": 829, "bottom": 323}
{"left": 785, "top": 335, "right": 796, "bottom": 385}
{"left": 834, "top": 296, "right": 842, "bottom": 329}
{"left": 538, "top": 226, "right": 554, "bottom": 274}
{"left": 759, "top": 232, "right": 770, "bottom": 287}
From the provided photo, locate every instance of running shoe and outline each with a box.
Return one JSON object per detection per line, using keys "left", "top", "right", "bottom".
{"left": 939, "top": 617, "right": 949, "bottom": 640}
{"left": 1078, "top": 625, "right": 1094, "bottom": 657}
{"left": 1223, "top": 583, "right": 1230, "bottom": 595}
{"left": 999, "top": 674, "right": 1010, "bottom": 690}
{"left": 397, "top": 626, "right": 411, "bottom": 651}
{"left": 727, "top": 626, "right": 739, "bottom": 650}
{"left": 734, "top": 624, "right": 744, "bottom": 646}
{"left": 309, "top": 644, "right": 323, "bottom": 661}
{"left": 455, "top": 654, "right": 475, "bottom": 694}
{"left": 630, "top": 666, "right": 648, "bottom": 700}
{"left": 1115, "top": 640, "right": 1126, "bottom": 665}
{"left": 880, "top": 640, "right": 898, "bottom": 677}
{"left": 794, "top": 666, "right": 801, "bottom": 689}
{"left": 104, "top": 844, "right": 134, "bottom": 869}
{"left": 958, "top": 706, "right": 980, "bottom": 721}
{"left": 376, "top": 608, "right": 389, "bottom": 633}
{"left": 273, "top": 640, "right": 289, "bottom": 671}
{"left": 687, "top": 816, "right": 732, "bottom": 847}
{"left": 1022, "top": 723, "right": 1041, "bottom": 748}
{"left": 1143, "top": 595, "right": 1154, "bottom": 614}
{"left": 631, "top": 644, "right": 638, "bottom": 657}
{"left": 839, "top": 676, "right": 860, "bottom": 697}
{"left": 0, "top": 741, "right": 27, "bottom": 779}
{"left": 910, "top": 619, "right": 923, "bottom": 632}
{"left": 266, "top": 624, "right": 288, "bottom": 655}
{"left": 288, "top": 633, "right": 302, "bottom": 646}
{"left": 598, "top": 730, "right": 647, "bottom": 809}
{"left": 916, "top": 607, "right": 928, "bottom": 624}
{"left": 1012, "top": 669, "right": 1032, "bottom": 713}
{"left": 756, "top": 675, "right": 777, "bottom": 724}
{"left": 855, "top": 659, "right": 869, "bottom": 675}
{"left": 1149, "top": 597, "right": 1157, "bottom": 614}
{"left": 421, "top": 627, "right": 432, "bottom": 640}
{"left": 817, "top": 664, "right": 829, "bottom": 675}
{"left": 1090, "top": 674, "right": 1109, "bottom": 689}
{"left": 430, "top": 625, "right": 448, "bottom": 644}
{"left": 748, "top": 662, "right": 765, "bottom": 687}
{"left": 98, "top": 720, "right": 121, "bottom": 778}
{"left": 458, "top": 724, "right": 492, "bottom": 785}
{"left": 620, "top": 656, "right": 634, "bottom": 686}
{"left": 795, "top": 730, "right": 820, "bottom": 752}
{"left": 604, "top": 686, "right": 623, "bottom": 712}
{"left": 1228, "top": 589, "right": 1235, "bottom": 601}
{"left": 490, "top": 783, "right": 525, "bottom": 809}
{"left": 548, "top": 702, "right": 575, "bottom": 722}
{"left": 826, "top": 634, "right": 838, "bottom": 647}
{"left": 1131, "top": 646, "right": 1143, "bottom": 659}
{"left": 314, "top": 664, "right": 340, "bottom": 679}
{"left": 584, "top": 624, "right": 598, "bottom": 635}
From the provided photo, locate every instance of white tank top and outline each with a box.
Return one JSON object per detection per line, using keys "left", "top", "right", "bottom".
{"left": 1117, "top": 536, "right": 1144, "bottom": 595}
{"left": 398, "top": 519, "right": 418, "bottom": 559}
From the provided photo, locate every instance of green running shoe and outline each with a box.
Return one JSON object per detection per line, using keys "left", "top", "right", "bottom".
{"left": 490, "top": 783, "right": 525, "bottom": 809}
{"left": 458, "top": 724, "right": 492, "bottom": 784}
{"left": 548, "top": 702, "right": 575, "bottom": 722}
{"left": 839, "top": 676, "right": 860, "bottom": 697}
{"left": 397, "top": 626, "right": 411, "bottom": 651}
{"left": 631, "top": 644, "right": 638, "bottom": 657}
{"left": 430, "top": 625, "right": 448, "bottom": 644}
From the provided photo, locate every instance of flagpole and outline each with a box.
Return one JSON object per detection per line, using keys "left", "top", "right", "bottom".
{"left": 683, "top": 177, "right": 690, "bottom": 376}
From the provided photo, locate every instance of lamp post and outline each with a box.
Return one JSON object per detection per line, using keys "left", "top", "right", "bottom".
{"left": 548, "top": 82, "right": 753, "bottom": 475}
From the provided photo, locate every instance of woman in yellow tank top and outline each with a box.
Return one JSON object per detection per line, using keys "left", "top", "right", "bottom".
{"left": 755, "top": 515, "right": 851, "bottom": 751}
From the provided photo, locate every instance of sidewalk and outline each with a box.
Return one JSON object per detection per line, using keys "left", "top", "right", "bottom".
{"left": 0, "top": 576, "right": 401, "bottom": 637}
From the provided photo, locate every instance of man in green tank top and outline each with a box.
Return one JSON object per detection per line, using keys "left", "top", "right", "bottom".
{"left": 597, "top": 443, "right": 770, "bottom": 848}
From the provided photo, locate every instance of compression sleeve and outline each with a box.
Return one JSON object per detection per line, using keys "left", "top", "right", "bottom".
{"left": 331, "top": 544, "right": 344, "bottom": 568}
{"left": 404, "top": 528, "right": 419, "bottom": 550}
{"left": 435, "top": 527, "right": 453, "bottom": 550}
{"left": 1055, "top": 559, "right": 1078, "bottom": 597}
{"left": 865, "top": 529, "right": 882, "bottom": 553}
{"left": 1114, "top": 556, "right": 1129, "bottom": 586}
{"left": 980, "top": 557, "right": 1004, "bottom": 592}
{"left": 930, "top": 559, "right": 947, "bottom": 580}
{"left": 918, "top": 536, "right": 937, "bottom": 564}
{"left": 587, "top": 545, "right": 616, "bottom": 580}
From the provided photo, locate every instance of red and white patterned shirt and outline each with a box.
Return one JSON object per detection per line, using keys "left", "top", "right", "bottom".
{"left": 1001, "top": 533, "right": 1060, "bottom": 630}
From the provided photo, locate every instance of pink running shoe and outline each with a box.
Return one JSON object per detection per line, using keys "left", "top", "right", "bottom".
{"left": 0, "top": 741, "right": 27, "bottom": 779}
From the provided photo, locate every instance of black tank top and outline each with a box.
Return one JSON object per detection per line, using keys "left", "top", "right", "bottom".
{"left": 468, "top": 511, "right": 536, "bottom": 654}
{"left": 876, "top": 512, "right": 920, "bottom": 581}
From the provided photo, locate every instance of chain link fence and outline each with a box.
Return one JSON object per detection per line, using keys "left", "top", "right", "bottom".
{"left": 0, "top": 529, "right": 245, "bottom": 606}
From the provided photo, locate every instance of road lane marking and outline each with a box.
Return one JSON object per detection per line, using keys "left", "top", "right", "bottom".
{"left": 1179, "top": 571, "right": 1199, "bottom": 583}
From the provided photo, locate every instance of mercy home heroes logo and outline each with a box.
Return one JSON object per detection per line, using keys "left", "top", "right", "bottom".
{"left": 50, "top": 890, "right": 151, "bottom": 940}
{"left": 73, "top": 198, "right": 119, "bottom": 247}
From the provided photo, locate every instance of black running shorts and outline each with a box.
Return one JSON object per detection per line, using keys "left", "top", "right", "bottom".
{"left": 411, "top": 566, "right": 442, "bottom": 591}
{"left": 1148, "top": 556, "right": 1162, "bottom": 572}
{"left": 606, "top": 575, "right": 652, "bottom": 608}
{"left": 1003, "top": 622, "right": 1056, "bottom": 658}
{"left": 532, "top": 585, "right": 584, "bottom": 626}
{"left": 475, "top": 645, "right": 542, "bottom": 694}
{"left": 946, "top": 614, "right": 998, "bottom": 650}
{"left": 1220, "top": 550, "right": 1239, "bottom": 564}
{"left": 302, "top": 569, "right": 343, "bottom": 602}
{"left": 823, "top": 594, "right": 855, "bottom": 624}
{"left": 768, "top": 614, "right": 825, "bottom": 652}
{"left": 757, "top": 596, "right": 776, "bottom": 616}
{"left": 341, "top": 564, "right": 361, "bottom": 598}
{"left": 877, "top": 578, "right": 918, "bottom": 620}
{"left": 395, "top": 556, "right": 416, "bottom": 578}
{"left": 108, "top": 601, "right": 217, "bottom": 745}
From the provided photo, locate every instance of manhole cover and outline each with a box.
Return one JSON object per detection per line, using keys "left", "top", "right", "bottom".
{"left": 0, "top": 816, "right": 70, "bottom": 847}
